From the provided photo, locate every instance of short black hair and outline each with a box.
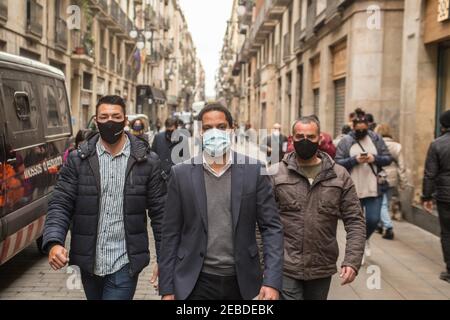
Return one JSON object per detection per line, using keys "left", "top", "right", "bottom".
{"left": 198, "top": 103, "right": 233, "bottom": 127}
{"left": 96, "top": 95, "right": 126, "bottom": 115}
{"left": 165, "top": 118, "right": 178, "bottom": 128}
{"left": 365, "top": 113, "right": 374, "bottom": 123}
{"left": 75, "top": 129, "right": 93, "bottom": 148}
{"left": 354, "top": 108, "right": 365, "bottom": 118}
{"left": 342, "top": 125, "right": 352, "bottom": 135}
{"left": 292, "top": 115, "right": 321, "bottom": 135}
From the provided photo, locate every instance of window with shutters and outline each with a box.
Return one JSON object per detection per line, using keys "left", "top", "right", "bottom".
{"left": 313, "top": 88, "right": 320, "bottom": 117}
{"left": 334, "top": 79, "right": 346, "bottom": 137}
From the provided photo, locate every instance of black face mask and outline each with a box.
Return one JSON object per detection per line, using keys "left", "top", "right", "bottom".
{"left": 97, "top": 120, "right": 125, "bottom": 145}
{"left": 133, "top": 124, "right": 144, "bottom": 132}
{"left": 354, "top": 129, "right": 369, "bottom": 140}
{"left": 165, "top": 130, "right": 173, "bottom": 141}
{"left": 294, "top": 139, "right": 319, "bottom": 160}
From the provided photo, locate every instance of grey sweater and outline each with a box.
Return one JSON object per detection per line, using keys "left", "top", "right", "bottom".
{"left": 202, "top": 168, "right": 236, "bottom": 276}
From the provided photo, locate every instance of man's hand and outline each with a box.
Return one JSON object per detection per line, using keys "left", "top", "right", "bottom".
{"left": 423, "top": 200, "right": 434, "bottom": 214}
{"left": 162, "top": 295, "right": 175, "bottom": 300}
{"left": 150, "top": 264, "right": 159, "bottom": 289}
{"left": 258, "top": 286, "right": 279, "bottom": 300}
{"left": 48, "top": 245, "right": 68, "bottom": 270}
{"left": 340, "top": 266, "right": 357, "bottom": 285}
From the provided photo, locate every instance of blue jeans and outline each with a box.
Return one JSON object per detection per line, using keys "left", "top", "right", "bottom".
{"left": 361, "top": 196, "right": 383, "bottom": 239}
{"left": 380, "top": 188, "right": 394, "bottom": 229}
{"left": 80, "top": 264, "right": 139, "bottom": 300}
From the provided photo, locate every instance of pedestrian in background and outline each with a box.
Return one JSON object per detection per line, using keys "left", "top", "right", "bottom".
{"left": 375, "top": 123, "right": 408, "bottom": 240}
{"left": 270, "top": 116, "right": 365, "bottom": 300}
{"left": 333, "top": 125, "right": 352, "bottom": 147}
{"left": 43, "top": 95, "right": 166, "bottom": 300}
{"left": 366, "top": 113, "right": 377, "bottom": 131}
{"left": 335, "top": 110, "right": 392, "bottom": 262}
{"left": 63, "top": 129, "right": 93, "bottom": 163}
{"left": 159, "top": 104, "right": 283, "bottom": 300}
{"left": 152, "top": 118, "right": 190, "bottom": 179}
{"left": 422, "top": 110, "right": 450, "bottom": 283}
{"left": 260, "top": 123, "right": 288, "bottom": 164}
{"left": 306, "top": 115, "right": 336, "bottom": 159}
{"left": 129, "top": 118, "right": 149, "bottom": 142}
{"left": 245, "top": 121, "right": 258, "bottom": 144}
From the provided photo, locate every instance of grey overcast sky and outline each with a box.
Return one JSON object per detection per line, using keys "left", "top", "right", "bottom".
{"left": 178, "top": 0, "right": 233, "bottom": 98}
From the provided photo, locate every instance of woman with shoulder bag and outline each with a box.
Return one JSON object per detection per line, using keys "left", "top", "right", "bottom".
{"left": 375, "top": 123, "right": 409, "bottom": 240}
{"left": 335, "top": 110, "right": 393, "bottom": 260}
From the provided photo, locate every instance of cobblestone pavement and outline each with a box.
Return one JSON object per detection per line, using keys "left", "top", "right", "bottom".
{"left": 1, "top": 220, "right": 449, "bottom": 300}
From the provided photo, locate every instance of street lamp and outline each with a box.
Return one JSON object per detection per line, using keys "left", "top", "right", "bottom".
{"left": 237, "top": 5, "right": 246, "bottom": 17}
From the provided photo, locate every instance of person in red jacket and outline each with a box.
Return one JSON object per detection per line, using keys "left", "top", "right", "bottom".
{"left": 319, "top": 132, "right": 336, "bottom": 159}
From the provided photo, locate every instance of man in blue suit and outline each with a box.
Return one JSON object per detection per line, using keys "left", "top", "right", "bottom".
{"left": 159, "top": 103, "right": 283, "bottom": 300}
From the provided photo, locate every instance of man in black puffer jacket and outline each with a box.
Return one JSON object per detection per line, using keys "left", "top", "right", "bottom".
{"left": 423, "top": 110, "right": 450, "bottom": 283}
{"left": 42, "top": 95, "right": 166, "bottom": 300}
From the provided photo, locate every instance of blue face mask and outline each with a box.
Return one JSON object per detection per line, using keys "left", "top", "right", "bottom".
{"left": 202, "top": 128, "right": 231, "bottom": 158}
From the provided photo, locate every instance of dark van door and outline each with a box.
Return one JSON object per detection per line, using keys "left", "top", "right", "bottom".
{"left": 0, "top": 100, "right": 5, "bottom": 220}
{"left": 0, "top": 64, "right": 71, "bottom": 264}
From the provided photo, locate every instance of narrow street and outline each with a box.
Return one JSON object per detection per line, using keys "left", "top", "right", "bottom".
{"left": 1, "top": 220, "right": 449, "bottom": 300}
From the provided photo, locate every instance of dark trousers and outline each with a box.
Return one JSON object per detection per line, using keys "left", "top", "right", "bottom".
{"left": 437, "top": 202, "right": 450, "bottom": 273}
{"left": 187, "top": 272, "right": 243, "bottom": 300}
{"left": 281, "top": 275, "right": 332, "bottom": 300}
{"left": 80, "top": 264, "right": 139, "bottom": 300}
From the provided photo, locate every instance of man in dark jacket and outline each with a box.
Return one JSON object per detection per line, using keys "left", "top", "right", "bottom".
{"left": 43, "top": 95, "right": 166, "bottom": 300}
{"left": 270, "top": 116, "right": 365, "bottom": 300}
{"left": 260, "top": 123, "right": 288, "bottom": 164}
{"left": 159, "top": 104, "right": 283, "bottom": 300}
{"left": 151, "top": 118, "right": 190, "bottom": 178}
{"left": 422, "top": 110, "right": 450, "bottom": 283}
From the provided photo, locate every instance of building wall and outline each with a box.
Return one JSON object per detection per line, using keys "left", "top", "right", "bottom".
{"left": 229, "top": 0, "right": 404, "bottom": 137}
{"left": 0, "top": 0, "right": 202, "bottom": 132}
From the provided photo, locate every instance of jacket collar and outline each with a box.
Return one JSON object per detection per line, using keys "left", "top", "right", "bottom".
{"left": 78, "top": 132, "right": 149, "bottom": 162}
{"left": 283, "top": 151, "right": 337, "bottom": 183}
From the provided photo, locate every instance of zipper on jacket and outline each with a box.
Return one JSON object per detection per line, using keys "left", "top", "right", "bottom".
{"left": 123, "top": 160, "right": 138, "bottom": 276}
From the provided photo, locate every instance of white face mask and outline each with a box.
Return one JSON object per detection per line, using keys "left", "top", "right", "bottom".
{"left": 202, "top": 128, "right": 231, "bottom": 158}
{"left": 273, "top": 130, "right": 280, "bottom": 137}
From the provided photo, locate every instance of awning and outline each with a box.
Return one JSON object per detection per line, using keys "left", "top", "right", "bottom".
{"left": 150, "top": 87, "right": 166, "bottom": 104}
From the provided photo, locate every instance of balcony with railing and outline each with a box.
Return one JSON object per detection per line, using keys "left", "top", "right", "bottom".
{"left": 283, "top": 33, "right": 291, "bottom": 61}
{"left": 126, "top": 64, "right": 137, "bottom": 81}
{"left": 100, "top": 47, "right": 107, "bottom": 68}
{"left": 110, "top": 0, "right": 119, "bottom": 19}
{"left": 248, "top": 0, "right": 291, "bottom": 52}
{"left": 0, "top": 0, "right": 8, "bottom": 24}
{"left": 238, "top": 0, "right": 253, "bottom": 26}
{"left": 293, "top": 19, "right": 305, "bottom": 52}
{"left": 146, "top": 6, "right": 160, "bottom": 30}
{"left": 117, "top": 9, "right": 127, "bottom": 35}
{"left": 117, "top": 61, "right": 123, "bottom": 77}
{"left": 55, "top": 17, "right": 68, "bottom": 51}
{"left": 71, "top": 30, "right": 95, "bottom": 65}
{"left": 109, "top": 53, "right": 116, "bottom": 72}
{"left": 26, "top": 0, "right": 43, "bottom": 39}
{"left": 89, "top": 0, "right": 108, "bottom": 14}
{"left": 253, "top": 69, "right": 261, "bottom": 87}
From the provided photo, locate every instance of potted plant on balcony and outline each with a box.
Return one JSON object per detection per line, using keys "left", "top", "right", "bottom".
{"left": 82, "top": 33, "right": 95, "bottom": 57}
{"left": 73, "top": 0, "right": 94, "bottom": 56}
